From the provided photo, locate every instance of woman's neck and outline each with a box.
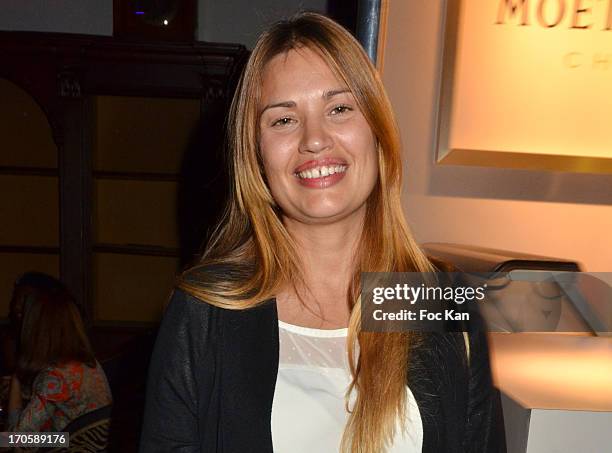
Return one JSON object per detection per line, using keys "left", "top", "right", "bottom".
{"left": 284, "top": 211, "right": 363, "bottom": 285}
{"left": 277, "top": 208, "right": 365, "bottom": 328}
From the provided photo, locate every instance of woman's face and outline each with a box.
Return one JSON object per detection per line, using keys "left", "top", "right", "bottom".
{"left": 258, "top": 47, "right": 378, "bottom": 225}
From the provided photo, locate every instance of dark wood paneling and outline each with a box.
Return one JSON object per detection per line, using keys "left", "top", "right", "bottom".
{"left": 0, "top": 31, "right": 247, "bottom": 104}
{"left": 0, "top": 246, "right": 60, "bottom": 254}
{"left": 0, "top": 31, "right": 248, "bottom": 325}
{"left": 93, "top": 244, "right": 179, "bottom": 258}
{"left": 93, "top": 171, "right": 179, "bottom": 182}
{"left": 0, "top": 167, "right": 58, "bottom": 177}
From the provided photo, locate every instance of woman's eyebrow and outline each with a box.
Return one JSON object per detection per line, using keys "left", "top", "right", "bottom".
{"left": 261, "top": 101, "right": 296, "bottom": 113}
{"left": 261, "top": 88, "right": 352, "bottom": 114}
{"left": 323, "top": 88, "right": 351, "bottom": 99}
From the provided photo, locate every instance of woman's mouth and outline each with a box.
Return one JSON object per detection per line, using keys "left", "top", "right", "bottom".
{"left": 296, "top": 164, "right": 347, "bottom": 179}
{"left": 293, "top": 164, "right": 348, "bottom": 188}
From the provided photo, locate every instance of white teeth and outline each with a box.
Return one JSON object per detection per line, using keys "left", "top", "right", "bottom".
{"left": 296, "top": 165, "right": 347, "bottom": 179}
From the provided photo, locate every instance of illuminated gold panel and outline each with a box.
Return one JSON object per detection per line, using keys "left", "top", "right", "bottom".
{"left": 437, "top": 0, "right": 612, "bottom": 173}
{"left": 94, "top": 96, "right": 200, "bottom": 173}
{"left": 93, "top": 253, "right": 179, "bottom": 323}
{"left": 0, "top": 79, "right": 57, "bottom": 168}
{"left": 0, "top": 176, "right": 59, "bottom": 246}
{"left": 489, "top": 332, "right": 612, "bottom": 411}
{"left": 0, "top": 253, "right": 59, "bottom": 317}
{"left": 93, "top": 180, "right": 179, "bottom": 248}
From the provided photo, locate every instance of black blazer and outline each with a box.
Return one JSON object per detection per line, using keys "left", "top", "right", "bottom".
{"left": 139, "top": 288, "right": 506, "bottom": 452}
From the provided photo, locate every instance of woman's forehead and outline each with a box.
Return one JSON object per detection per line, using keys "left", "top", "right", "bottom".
{"left": 260, "top": 47, "right": 349, "bottom": 100}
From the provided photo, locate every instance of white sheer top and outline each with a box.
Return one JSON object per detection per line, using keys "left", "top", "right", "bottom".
{"left": 271, "top": 320, "right": 423, "bottom": 452}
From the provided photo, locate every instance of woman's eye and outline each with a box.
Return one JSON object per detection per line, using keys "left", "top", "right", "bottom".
{"left": 272, "top": 117, "right": 295, "bottom": 127}
{"left": 330, "top": 105, "right": 352, "bottom": 115}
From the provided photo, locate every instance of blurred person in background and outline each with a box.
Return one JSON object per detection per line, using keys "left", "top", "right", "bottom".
{"left": 1, "top": 273, "right": 67, "bottom": 418}
{"left": 6, "top": 272, "right": 112, "bottom": 450}
{"left": 1, "top": 273, "right": 65, "bottom": 376}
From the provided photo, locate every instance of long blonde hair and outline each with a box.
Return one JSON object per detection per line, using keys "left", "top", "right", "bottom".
{"left": 179, "top": 12, "right": 435, "bottom": 452}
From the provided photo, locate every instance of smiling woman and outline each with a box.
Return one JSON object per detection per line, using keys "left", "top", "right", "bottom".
{"left": 139, "top": 11, "right": 505, "bottom": 453}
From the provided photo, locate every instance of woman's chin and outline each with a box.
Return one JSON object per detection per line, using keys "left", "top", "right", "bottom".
{"left": 290, "top": 203, "right": 366, "bottom": 225}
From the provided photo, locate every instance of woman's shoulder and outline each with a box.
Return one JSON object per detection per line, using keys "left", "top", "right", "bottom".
{"left": 180, "top": 261, "right": 253, "bottom": 286}
{"left": 32, "top": 362, "right": 88, "bottom": 401}
{"left": 409, "top": 332, "right": 469, "bottom": 375}
{"left": 165, "top": 285, "right": 274, "bottom": 331}
{"left": 36, "top": 361, "right": 99, "bottom": 380}
{"left": 163, "top": 287, "right": 223, "bottom": 330}
{"left": 173, "top": 261, "right": 260, "bottom": 312}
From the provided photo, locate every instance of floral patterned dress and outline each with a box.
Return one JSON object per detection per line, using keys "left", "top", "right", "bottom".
{"left": 10, "top": 360, "right": 112, "bottom": 432}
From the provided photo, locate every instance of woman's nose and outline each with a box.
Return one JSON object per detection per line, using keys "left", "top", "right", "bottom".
{"left": 298, "top": 117, "right": 332, "bottom": 154}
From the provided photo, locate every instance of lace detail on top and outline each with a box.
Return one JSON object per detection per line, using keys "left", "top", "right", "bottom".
{"left": 272, "top": 321, "right": 423, "bottom": 453}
